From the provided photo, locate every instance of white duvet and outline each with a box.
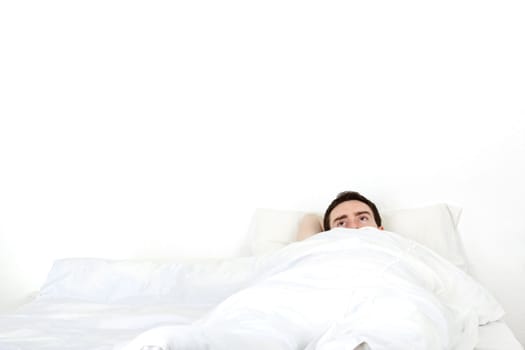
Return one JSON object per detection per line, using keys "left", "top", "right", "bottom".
{"left": 0, "top": 228, "right": 504, "bottom": 350}
{"left": 118, "top": 228, "right": 503, "bottom": 350}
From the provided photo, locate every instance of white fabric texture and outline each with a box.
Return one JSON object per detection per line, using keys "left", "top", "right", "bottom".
{"left": 381, "top": 204, "right": 467, "bottom": 270}
{"left": 477, "top": 321, "right": 524, "bottom": 350}
{"left": 0, "top": 301, "right": 209, "bottom": 350}
{"left": 0, "top": 303, "right": 519, "bottom": 350}
{"left": 248, "top": 204, "right": 469, "bottom": 271}
{"left": 38, "top": 257, "right": 258, "bottom": 305}
{"left": 119, "top": 228, "right": 503, "bottom": 350}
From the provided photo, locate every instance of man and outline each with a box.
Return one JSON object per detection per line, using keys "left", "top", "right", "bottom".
{"left": 297, "top": 191, "right": 383, "bottom": 241}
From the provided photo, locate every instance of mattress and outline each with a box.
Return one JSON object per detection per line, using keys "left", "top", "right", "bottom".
{"left": 0, "top": 300, "right": 521, "bottom": 350}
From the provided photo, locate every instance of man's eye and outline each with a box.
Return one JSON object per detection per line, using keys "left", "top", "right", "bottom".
{"left": 336, "top": 221, "right": 345, "bottom": 226}
{"left": 359, "top": 216, "right": 369, "bottom": 222}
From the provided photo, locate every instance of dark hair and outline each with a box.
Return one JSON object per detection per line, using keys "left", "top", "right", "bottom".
{"left": 323, "top": 191, "right": 382, "bottom": 230}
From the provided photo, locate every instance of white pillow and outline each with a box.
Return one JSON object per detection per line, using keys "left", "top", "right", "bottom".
{"left": 248, "top": 208, "right": 309, "bottom": 255}
{"left": 248, "top": 203, "right": 469, "bottom": 271}
{"left": 382, "top": 204, "right": 467, "bottom": 270}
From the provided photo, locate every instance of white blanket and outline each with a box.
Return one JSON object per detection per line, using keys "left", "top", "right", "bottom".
{"left": 118, "top": 228, "right": 503, "bottom": 350}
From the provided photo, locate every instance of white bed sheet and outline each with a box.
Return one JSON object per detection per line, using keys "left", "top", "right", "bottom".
{"left": 477, "top": 321, "right": 523, "bottom": 350}
{"left": 0, "top": 300, "right": 209, "bottom": 350}
{"left": 0, "top": 301, "right": 521, "bottom": 350}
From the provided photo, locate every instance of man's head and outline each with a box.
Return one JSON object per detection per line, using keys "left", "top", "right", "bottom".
{"left": 323, "top": 191, "right": 383, "bottom": 231}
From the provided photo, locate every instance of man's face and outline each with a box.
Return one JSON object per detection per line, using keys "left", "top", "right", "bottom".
{"left": 329, "top": 200, "right": 383, "bottom": 230}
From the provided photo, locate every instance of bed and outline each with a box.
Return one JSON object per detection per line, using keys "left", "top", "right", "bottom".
{"left": 0, "top": 203, "right": 522, "bottom": 350}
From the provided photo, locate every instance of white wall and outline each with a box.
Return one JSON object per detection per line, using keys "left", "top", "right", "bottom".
{"left": 1, "top": 0, "right": 524, "bottom": 344}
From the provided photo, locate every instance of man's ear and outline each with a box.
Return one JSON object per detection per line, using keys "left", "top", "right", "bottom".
{"left": 378, "top": 226, "right": 384, "bottom": 230}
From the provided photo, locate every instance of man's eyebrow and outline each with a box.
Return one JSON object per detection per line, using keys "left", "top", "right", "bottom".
{"left": 333, "top": 211, "right": 371, "bottom": 222}
{"left": 332, "top": 211, "right": 373, "bottom": 224}
{"left": 331, "top": 214, "right": 348, "bottom": 224}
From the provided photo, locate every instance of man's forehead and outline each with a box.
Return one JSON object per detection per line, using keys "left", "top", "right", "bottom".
{"left": 330, "top": 200, "right": 372, "bottom": 216}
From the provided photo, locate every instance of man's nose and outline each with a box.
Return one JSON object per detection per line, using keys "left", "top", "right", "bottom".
{"left": 346, "top": 220, "right": 358, "bottom": 228}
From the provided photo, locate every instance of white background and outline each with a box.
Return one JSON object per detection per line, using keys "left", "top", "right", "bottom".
{"left": 1, "top": 0, "right": 524, "bottom": 345}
